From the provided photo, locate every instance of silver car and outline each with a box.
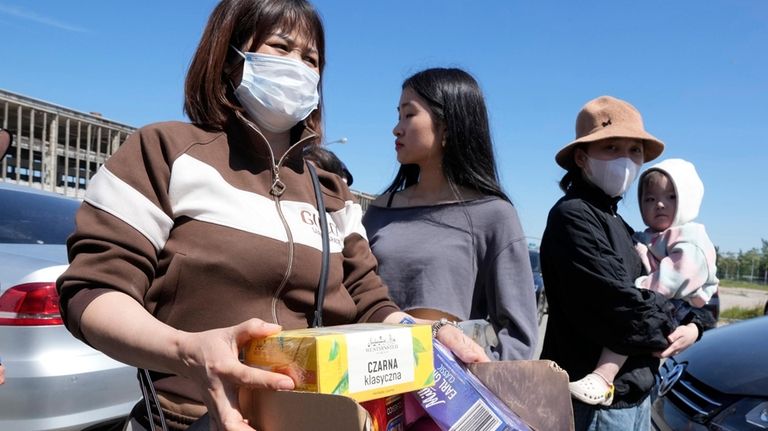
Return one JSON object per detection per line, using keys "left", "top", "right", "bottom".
{"left": 0, "top": 181, "right": 139, "bottom": 431}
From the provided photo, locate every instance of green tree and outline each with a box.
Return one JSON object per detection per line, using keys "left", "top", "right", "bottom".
{"left": 741, "top": 249, "right": 761, "bottom": 281}
{"left": 718, "top": 253, "right": 738, "bottom": 280}
{"left": 715, "top": 239, "right": 768, "bottom": 285}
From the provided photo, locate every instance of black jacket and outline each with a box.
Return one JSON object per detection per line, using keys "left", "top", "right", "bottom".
{"left": 540, "top": 176, "right": 714, "bottom": 408}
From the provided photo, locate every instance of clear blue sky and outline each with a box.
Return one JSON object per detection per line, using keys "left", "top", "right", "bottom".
{"left": 2, "top": 1, "right": 766, "bottom": 253}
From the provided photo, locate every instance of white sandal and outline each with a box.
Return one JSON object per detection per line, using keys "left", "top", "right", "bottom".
{"left": 569, "top": 372, "right": 615, "bottom": 406}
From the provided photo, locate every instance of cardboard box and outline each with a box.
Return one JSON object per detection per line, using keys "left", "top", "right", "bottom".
{"left": 239, "top": 359, "right": 572, "bottom": 431}
{"left": 240, "top": 389, "right": 372, "bottom": 431}
{"left": 243, "top": 323, "right": 434, "bottom": 402}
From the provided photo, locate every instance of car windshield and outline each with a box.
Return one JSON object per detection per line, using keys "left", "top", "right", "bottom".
{"left": 529, "top": 250, "right": 541, "bottom": 272}
{"left": 0, "top": 188, "right": 79, "bottom": 244}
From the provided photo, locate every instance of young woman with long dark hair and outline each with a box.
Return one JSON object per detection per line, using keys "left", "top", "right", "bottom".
{"left": 363, "top": 68, "right": 539, "bottom": 361}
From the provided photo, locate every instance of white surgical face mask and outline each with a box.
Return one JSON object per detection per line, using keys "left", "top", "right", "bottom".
{"left": 585, "top": 156, "right": 640, "bottom": 197}
{"left": 232, "top": 47, "right": 320, "bottom": 133}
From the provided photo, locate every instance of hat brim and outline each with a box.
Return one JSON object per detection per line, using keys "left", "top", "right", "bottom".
{"left": 555, "top": 126, "right": 664, "bottom": 169}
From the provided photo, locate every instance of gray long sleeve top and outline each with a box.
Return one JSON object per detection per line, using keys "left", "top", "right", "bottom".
{"left": 362, "top": 196, "right": 539, "bottom": 360}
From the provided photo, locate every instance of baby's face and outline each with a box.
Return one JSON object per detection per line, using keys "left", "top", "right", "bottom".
{"left": 641, "top": 174, "right": 676, "bottom": 232}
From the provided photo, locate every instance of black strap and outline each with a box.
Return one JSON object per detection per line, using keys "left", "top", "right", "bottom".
{"left": 386, "top": 191, "right": 396, "bottom": 208}
{"left": 137, "top": 368, "right": 168, "bottom": 431}
{"left": 307, "top": 162, "right": 330, "bottom": 328}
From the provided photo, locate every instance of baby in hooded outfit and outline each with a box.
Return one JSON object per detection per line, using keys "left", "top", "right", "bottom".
{"left": 569, "top": 158, "right": 719, "bottom": 406}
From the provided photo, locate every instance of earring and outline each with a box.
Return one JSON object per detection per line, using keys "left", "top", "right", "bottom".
{"left": 441, "top": 138, "right": 446, "bottom": 148}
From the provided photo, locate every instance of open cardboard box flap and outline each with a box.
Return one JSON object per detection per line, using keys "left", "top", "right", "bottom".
{"left": 240, "top": 360, "right": 573, "bottom": 431}
{"left": 468, "top": 359, "right": 574, "bottom": 431}
{"left": 241, "top": 389, "right": 371, "bottom": 431}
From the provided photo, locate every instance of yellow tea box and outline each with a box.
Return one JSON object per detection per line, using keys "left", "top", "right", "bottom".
{"left": 244, "top": 323, "right": 434, "bottom": 402}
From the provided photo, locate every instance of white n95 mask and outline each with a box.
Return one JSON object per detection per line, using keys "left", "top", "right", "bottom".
{"left": 232, "top": 47, "right": 320, "bottom": 133}
{"left": 585, "top": 156, "right": 640, "bottom": 197}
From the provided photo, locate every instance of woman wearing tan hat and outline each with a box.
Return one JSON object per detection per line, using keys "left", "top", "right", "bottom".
{"left": 539, "top": 96, "right": 715, "bottom": 430}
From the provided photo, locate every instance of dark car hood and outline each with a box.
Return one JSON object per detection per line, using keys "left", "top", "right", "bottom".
{"left": 676, "top": 316, "right": 768, "bottom": 397}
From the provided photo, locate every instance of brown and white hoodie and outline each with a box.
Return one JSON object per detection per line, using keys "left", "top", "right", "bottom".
{"left": 57, "top": 117, "right": 398, "bottom": 418}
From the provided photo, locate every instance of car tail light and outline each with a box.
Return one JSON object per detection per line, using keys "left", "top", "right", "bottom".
{"left": 0, "top": 282, "right": 63, "bottom": 325}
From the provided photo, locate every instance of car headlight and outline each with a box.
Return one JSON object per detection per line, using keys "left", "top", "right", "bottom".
{"left": 710, "top": 399, "right": 768, "bottom": 430}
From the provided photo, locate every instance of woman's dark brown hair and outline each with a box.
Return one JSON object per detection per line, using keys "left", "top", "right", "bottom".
{"left": 559, "top": 143, "right": 586, "bottom": 192}
{"left": 184, "top": 0, "right": 325, "bottom": 132}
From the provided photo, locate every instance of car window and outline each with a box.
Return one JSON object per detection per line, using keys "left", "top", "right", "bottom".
{"left": 0, "top": 189, "right": 79, "bottom": 244}
{"left": 528, "top": 250, "right": 541, "bottom": 273}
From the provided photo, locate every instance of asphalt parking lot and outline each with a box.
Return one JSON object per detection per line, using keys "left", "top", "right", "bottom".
{"left": 718, "top": 286, "right": 768, "bottom": 311}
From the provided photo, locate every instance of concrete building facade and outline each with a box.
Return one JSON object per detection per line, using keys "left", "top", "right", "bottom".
{"left": 0, "top": 89, "right": 375, "bottom": 208}
{"left": 1, "top": 89, "right": 135, "bottom": 198}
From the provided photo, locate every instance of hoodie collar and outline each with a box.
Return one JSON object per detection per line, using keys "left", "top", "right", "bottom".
{"left": 225, "top": 112, "right": 319, "bottom": 171}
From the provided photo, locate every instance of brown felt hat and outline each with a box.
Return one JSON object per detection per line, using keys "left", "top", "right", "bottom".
{"left": 556, "top": 96, "right": 664, "bottom": 169}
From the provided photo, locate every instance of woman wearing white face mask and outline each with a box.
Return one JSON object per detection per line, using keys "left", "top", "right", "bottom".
{"left": 539, "top": 96, "right": 714, "bottom": 431}
{"left": 57, "top": 1, "right": 488, "bottom": 430}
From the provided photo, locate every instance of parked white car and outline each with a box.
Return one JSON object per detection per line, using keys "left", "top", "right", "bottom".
{"left": 0, "top": 181, "right": 139, "bottom": 431}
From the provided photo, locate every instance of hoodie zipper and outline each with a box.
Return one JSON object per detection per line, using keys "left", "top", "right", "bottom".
{"left": 236, "top": 112, "right": 317, "bottom": 325}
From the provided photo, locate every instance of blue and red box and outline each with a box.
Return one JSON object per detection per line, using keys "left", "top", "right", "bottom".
{"left": 407, "top": 340, "right": 531, "bottom": 431}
